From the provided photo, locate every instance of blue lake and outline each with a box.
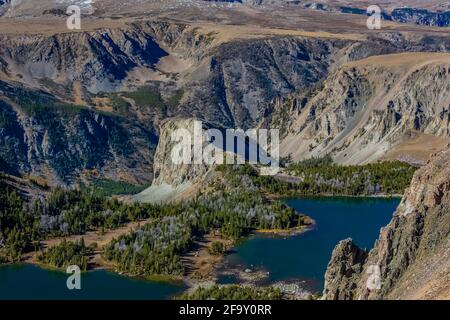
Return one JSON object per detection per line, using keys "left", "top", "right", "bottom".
{"left": 0, "top": 264, "right": 185, "bottom": 300}
{"left": 218, "top": 197, "right": 400, "bottom": 292}
{"left": 0, "top": 197, "right": 399, "bottom": 299}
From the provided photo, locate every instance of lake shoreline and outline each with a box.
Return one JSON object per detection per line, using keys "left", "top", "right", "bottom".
{"left": 3, "top": 193, "right": 392, "bottom": 292}
{"left": 266, "top": 192, "right": 403, "bottom": 201}
{"left": 4, "top": 222, "right": 315, "bottom": 291}
{"left": 215, "top": 197, "right": 400, "bottom": 293}
{"left": 0, "top": 197, "right": 400, "bottom": 299}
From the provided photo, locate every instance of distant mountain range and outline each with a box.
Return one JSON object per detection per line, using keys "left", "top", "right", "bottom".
{"left": 1, "top": 1, "right": 450, "bottom": 27}
{"left": 0, "top": 19, "right": 448, "bottom": 185}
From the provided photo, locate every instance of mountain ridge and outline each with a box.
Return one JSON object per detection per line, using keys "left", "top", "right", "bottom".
{"left": 323, "top": 147, "right": 450, "bottom": 300}
{"left": 279, "top": 52, "right": 450, "bottom": 165}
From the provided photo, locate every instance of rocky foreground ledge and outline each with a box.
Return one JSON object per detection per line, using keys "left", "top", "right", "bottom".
{"left": 323, "top": 146, "right": 450, "bottom": 300}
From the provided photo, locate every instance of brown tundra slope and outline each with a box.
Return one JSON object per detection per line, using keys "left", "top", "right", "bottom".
{"left": 279, "top": 52, "right": 450, "bottom": 165}
{"left": 323, "top": 147, "right": 450, "bottom": 300}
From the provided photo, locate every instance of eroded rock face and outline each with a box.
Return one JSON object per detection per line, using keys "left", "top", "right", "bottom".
{"left": 0, "top": 81, "right": 157, "bottom": 185}
{"left": 280, "top": 53, "right": 450, "bottom": 164}
{"left": 133, "top": 117, "right": 212, "bottom": 203}
{"left": 181, "top": 34, "right": 450, "bottom": 130}
{"left": 0, "top": 25, "right": 170, "bottom": 93}
{"left": 0, "top": 18, "right": 449, "bottom": 185}
{"left": 2, "top": 20, "right": 447, "bottom": 130}
{"left": 323, "top": 238, "right": 368, "bottom": 300}
{"left": 151, "top": 118, "right": 209, "bottom": 187}
{"left": 323, "top": 147, "right": 450, "bottom": 300}
{"left": 391, "top": 8, "right": 450, "bottom": 28}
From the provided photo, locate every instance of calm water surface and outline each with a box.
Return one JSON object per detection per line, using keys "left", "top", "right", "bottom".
{"left": 0, "top": 197, "right": 399, "bottom": 299}
{"left": 0, "top": 264, "right": 185, "bottom": 300}
{"left": 218, "top": 197, "right": 400, "bottom": 292}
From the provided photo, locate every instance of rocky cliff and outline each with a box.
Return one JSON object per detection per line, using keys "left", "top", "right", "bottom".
{"left": 0, "top": 23, "right": 180, "bottom": 94}
{"left": 0, "top": 80, "right": 157, "bottom": 185}
{"left": 1, "top": 17, "right": 449, "bottom": 184}
{"left": 323, "top": 147, "right": 450, "bottom": 300}
{"left": 1, "top": 25, "right": 346, "bottom": 128}
{"left": 134, "top": 117, "right": 210, "bottom": 203}
{"left": 280, "top": 52, "right": 450, "bottom": 165}
{"left": 300, "top": 2, "right": 450, "bottom": 28}
{"left": 390, "top": 8, "right": 450, "bottom": 28}
{"left": 151, "top": 118, "right": 209, "bottom": 187}
{"left": 179, "top": 32, "right": 450, "bottom": 129}
{"left": 0, "top": 21, "right": 209, "bottom": 185}
{"left": 1, "top": 20, "right": 448, "bottom": 128}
